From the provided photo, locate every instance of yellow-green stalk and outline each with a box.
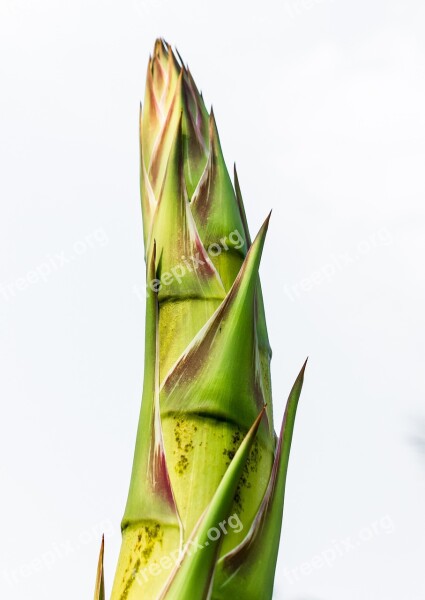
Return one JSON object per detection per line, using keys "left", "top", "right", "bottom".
{"left": 99, "top": 39, "right": 306, "bottom": 600}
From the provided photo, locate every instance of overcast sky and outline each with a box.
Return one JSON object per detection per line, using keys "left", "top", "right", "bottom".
{"left": 1, "top": 1, "right": 424, "bottom": 599}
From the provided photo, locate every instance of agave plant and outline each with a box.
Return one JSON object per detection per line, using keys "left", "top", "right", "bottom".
{"left": 94, "top": 39, "right": 306, "bottom": 600}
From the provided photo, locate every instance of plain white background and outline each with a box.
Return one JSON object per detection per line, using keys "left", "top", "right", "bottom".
{"left": 1, "top": 1, "right": 424, "bottom": 598}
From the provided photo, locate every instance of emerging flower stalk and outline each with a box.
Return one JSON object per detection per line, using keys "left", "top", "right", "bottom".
{"left": 95, "top": 39, "right": 306, "bottom": 600}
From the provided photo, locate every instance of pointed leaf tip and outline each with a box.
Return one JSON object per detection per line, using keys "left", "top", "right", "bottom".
{"left": 148, "top": 108, "right": 225, "bottom": 301}
{"left": 213, "top": 361, "right": 306, "bottom": 598}
{"left": 122, "top": 228, "right": 181, "bottom": 529}
{"left": 175, "top": 46, "right": 185, "bottom": 67}
{"left": 161, "top": 215, "right": 272, "bottom": 438}
{"left": 93, "top": 536, "right": 105, "bottom": 600}
{"left": 265, "top": 209, "right": 272, "bottom": 226}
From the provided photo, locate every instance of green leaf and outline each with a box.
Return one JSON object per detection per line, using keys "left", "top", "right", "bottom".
{"left": 148, "top": 112, "right": 226, "bottom": 303}
{"left": 233, "top": 166, "right": 273, "bottom": 427}
{"left": 122, "top": 244, "right": 180, "bottom": 529}
{"left": 159, "top": 407, "right": 267, "bottom": 600}
{"left": 212, "top": 360, "right": 307, "bottom": 599}
{"left": 140, "top": 103, "right": 159, "bottom": 250}
{"left": 113, "top": 247, "right": 182, "bottom": 600}
{"left": 93, "top": 536, "right": 105, "bottom": 600}
{"left": 233, "top": 165, "right": 251, "bottom": 246}
{"left": 160, "top": 215, "right": 274, "bottom": 447}
{"left": 148, "top": 68, "right": 209, "bottom": 201}
{"left": 191, "top": 112, "right": 248, "bottom": 291}
{"left": 141, "top": 63, "right": 163, "bottom": 171}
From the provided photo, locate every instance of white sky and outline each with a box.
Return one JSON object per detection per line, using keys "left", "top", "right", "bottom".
{"left": 1, "top": 1, "right": 424, "bottom": 599}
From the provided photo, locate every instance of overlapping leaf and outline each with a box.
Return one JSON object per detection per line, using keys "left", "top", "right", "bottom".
{"left": 123, "top": 245, "right": 180, "bottom": 528}
{"left": 159, "top": 408, "right": 267, "bottom": 600}
{"left": 212, "top": 361, "right": 307, "bottom": 599}
{"left": 160, "top": 215, "right": 273, "bottom": 447}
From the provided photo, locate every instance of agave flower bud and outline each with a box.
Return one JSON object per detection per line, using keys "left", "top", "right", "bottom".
{"left": 107, "top": 39, "right": 306, "bottom": 600}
